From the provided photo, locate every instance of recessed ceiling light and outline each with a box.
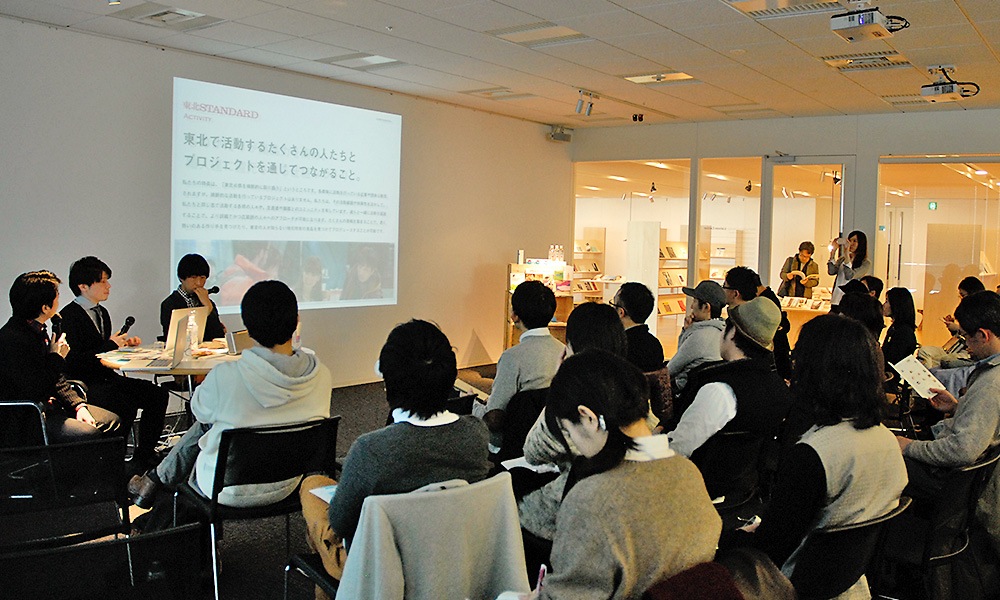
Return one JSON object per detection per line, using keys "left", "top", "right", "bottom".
{"left": 645, "top": 162, "right": 669, "bottom": 169}
{"left": 706, "top": 174, "right": 727, "bottom": 180}
{"left": 624, "top": 72, "right": 695, "bottom": 86}
{"left": 608, "top": 176, "right": 628, "bottom": 182}
{"left": 976, "top": 169, "right": 989, "bottom": 175}
{"left": 583, "top": 186, "right": 601, "bottom": 191}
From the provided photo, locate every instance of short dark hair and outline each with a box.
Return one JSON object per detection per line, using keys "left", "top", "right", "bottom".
{"left": 379, "top": 320, "right": 457, "bottom": 418}
{"left": 955, "top": 290, "right": 1000, "bottom": 339}
{"left": 958, "top": 276, "right": 986, "bottom": 296}
{"left": 725, "top": 266, "right": 759, "bottom": 302}
{"left": 511, "top": 280, "right": 556, "bottom": 329}
{"left": 791, "top": 314, "right": 885, "bottom": 429}
{"left": 885, "top": 287, "right": 916, "bottom": 330}
{"left": 694, "top": 297, "right": 723, "bottom": 319}
{"left": 547, "top": 350, "right": 649, "bottom": 470}
{"left": 724, "top": 319, "right": 771, "bottom": 361}
{"left": 9, "top": 271, "right": 60, "bottom": 320}
{"left": 241, "top": 280, "right": 298, "bottom": 347}
{"left": 68, "top": 256, "right": 111, "bottom": 296}
{"left": 861, "top": 275, "right": 884, "bottom": 300}
{"left": 177, "top": 254, "right": 211, "bottom": 280}
{"left": 837, "top": 292, "right": 884, "bottom": 339}
{"left": 566, "top": 302, "right": 626, "bottom": 357}
{"left": 798, "top": 241, "right": 815, "bottom": 254}
{"left": 616, "top": 282, "right": 655, "bottom": 323}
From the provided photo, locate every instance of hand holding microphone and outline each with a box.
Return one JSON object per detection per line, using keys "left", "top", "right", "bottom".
{"left": 115, "top": 316, "right": 142, "bottom": 347}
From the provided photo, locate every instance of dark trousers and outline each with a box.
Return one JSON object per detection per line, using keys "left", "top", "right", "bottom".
{"left": 85, "top": 375, "right": 169, "bottom": 465}
{"left": 46, "top": 403, "right": 120, "bottom": 444}
{"left": 903, "top": 455, "right": 949, "bottom": 516}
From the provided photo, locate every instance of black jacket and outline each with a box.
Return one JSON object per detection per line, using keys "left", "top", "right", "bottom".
{"left": 159, "top": 289, "right": 225, "bottom": 342}
{"left": 60, "top": 300, "right": 119, "bottom": 385}
{"left": 0, "top": 316, "right": 83, "bottom": 412}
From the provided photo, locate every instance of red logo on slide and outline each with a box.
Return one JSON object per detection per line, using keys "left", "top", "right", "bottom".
{"left": 184, "top": 101, "right": 259, "bottom": 119}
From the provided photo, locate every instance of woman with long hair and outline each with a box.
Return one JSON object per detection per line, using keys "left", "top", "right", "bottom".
{"left": 738, "top": 314, "right": 906, "bottom": 597}
{"left": 883, "top": 286, "right": 918, "bottom": 372}
{"left": 520, "top": 350, "right": 720, "bottom": 600}
{"left": 827, "top": 230, "right": 872, "bottom": 309}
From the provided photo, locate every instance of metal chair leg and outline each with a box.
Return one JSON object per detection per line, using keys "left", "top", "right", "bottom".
{"left": 210, "top": 521, "right": 220, "bottom": 600}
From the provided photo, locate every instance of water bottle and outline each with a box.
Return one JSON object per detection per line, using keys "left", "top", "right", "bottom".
{"left": 186, "top": 309, "right": 199, "bottom": 357}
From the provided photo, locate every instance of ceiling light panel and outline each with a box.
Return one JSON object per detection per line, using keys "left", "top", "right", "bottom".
{"left": 487, "top": 22, "right": 590, "bottom": 48}
{"left": 624, "top": 72, "right": 695, "bottom": 85}
{"left": 822, "top": 51, "right": 911, "bottom": 72}
{"left": 725, "top": 0, "right": 844, "bottom": 20}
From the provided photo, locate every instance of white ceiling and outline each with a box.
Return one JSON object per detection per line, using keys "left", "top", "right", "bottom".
{"left": 3, "top": 0, "right": 999, "bottom": 128}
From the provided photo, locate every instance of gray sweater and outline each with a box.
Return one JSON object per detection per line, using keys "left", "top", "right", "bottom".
{"left": 328, "top": 415, "right": 492, "bottom": 544}
{"left": 905, "top": 353, "right": 1000, "bottom": 467}
{"left": 668, "top": 318, "right": 724, "bottom": 392}
{"left": 540, "top": 456, "right": 721, "bottom": 600}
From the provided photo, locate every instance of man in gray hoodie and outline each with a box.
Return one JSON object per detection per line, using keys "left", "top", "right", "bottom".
{"left": 668, "top": 280, "right": 727, "bottom": 393}
{"left": 128, "top": 280, "right": 331, "bottom": 508}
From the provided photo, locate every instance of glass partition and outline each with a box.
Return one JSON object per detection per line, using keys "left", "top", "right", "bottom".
{"left": 697, "top": 158, "right": 761, "bottom": 285}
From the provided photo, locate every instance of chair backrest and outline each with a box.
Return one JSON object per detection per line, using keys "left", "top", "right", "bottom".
{"left": 690, "top": 429, "right": 764, "bottom": 504}
{"left": 645, "top": 366, "right": 673, "bottom": 423}
{"left": 210, "top": 416, "right": 341, "bottom": 509}
{"left": 495, "top": 387, "right": 549, "bottom": 462}
{"left": 0, "top": 523, "right": 203, "bottom": 599}
{"left": 0, "top": 400, "right": 48, "bottom": 447}
{"left": 924, "top": 445, "right": 1000, "bottom": 563}
{"left": 337, "top": 471, "right": 530, "bottom": 600}
{"left": 0, "top": 437, "right": 129, "bottom": 550}
{"left": 789, "top": 496, "right": 912, "bottom": 599}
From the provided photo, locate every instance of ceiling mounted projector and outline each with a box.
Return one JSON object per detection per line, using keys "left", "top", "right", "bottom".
{"left": 831, "top": 7, "right": 890, "bottom": 42}
{"left": 921, "top": 65, "right": 981, "bottom": 103}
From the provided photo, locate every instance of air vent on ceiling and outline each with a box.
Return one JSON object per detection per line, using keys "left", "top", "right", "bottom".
{"left": 109, "top": 2, "right": 224, "bottom": 31}
{"left": 461, "top": 88, "right": 535, "bottom": 101}
{"left": 822, "top": 51, "right": 910, "bottom": 71}
{"left": 883, "top": 94, "right": 928, "bottom": 106}
{"left": 487, "top": 22, "right": 589, "bottom": 49}
{"left": 624, "top": 72, "right": 696, "bottom": 86}
{"left": 317, "top": 53, "right": 403, "bottom": 71}
{"left": 725, "top": 0, "right": 844, "bottom": 19}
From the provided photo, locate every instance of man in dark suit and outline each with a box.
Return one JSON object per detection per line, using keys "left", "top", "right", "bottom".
{"left": 0, "top": 270, "right": 119, "bottom": 446}
{"left": 61, "top": 257, "right": 168, "bottom": 471}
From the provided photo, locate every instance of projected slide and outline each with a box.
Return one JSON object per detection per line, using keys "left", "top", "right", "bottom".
{"left": 171, "top": 78, "right": 400, "bottom": 313}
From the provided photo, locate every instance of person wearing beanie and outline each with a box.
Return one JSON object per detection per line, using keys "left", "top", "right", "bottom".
{"left": 668, "top": 297, "right": 793, "bottom": 504}
{"left": 669, "top": 280, "right": 727, "bottom": 394}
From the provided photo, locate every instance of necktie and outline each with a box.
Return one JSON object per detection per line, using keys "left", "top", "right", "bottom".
{"left": 92, "top": 306, "right": 104, "bottom": 337}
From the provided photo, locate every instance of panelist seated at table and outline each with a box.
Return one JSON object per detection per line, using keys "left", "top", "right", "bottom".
{"left": 0, "top": 270, "right": 120, "bottom": 446}
{"left": 61, "top": 256, "right": 169, "bottom": 472}
{"left": 159, "top": 253, "right": 225, "bottom": 343}
{"left": 129, "top": 280, "right": 331, "bottom": 509}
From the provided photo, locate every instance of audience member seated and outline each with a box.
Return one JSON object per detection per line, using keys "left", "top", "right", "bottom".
{"left": 897, "top": 290, "right": 1000, "bottom": 510}
{"left": 837, "top": 289, "right": 885, "bottom": 340}
{"left": 777, "top": 241, "right": 819, "bottom": 298}
{"left": 299, "top": 319, "right": 491, "bottom": 581}
{"left": 827, "top": 230, "right": 872, "bottom": 311}
{"left": 758, "top": 287, "right": 791, "bottom": 381}
{"left": 732, "top": 314, "right": 907, "bottom": 598}
{"left": 612, "top": 282, "right": 664, "bottom": 372}
{"left": 861, "top": 275, "right": 884, "bottom": 301}
{"left": 668, "top": 297, "right": 791, "bottom": 504}
{"left": 128, "top": 280, "right": 331, "bottom": 509}
{"left": 669, "top": 280, "right": 725, "bottom": 394}
{"left": 476, "top": 280, "right": 564, "bottom": 450}
{"left": 723, "top": 266, "right": 758, "bottom": 309}
{"left": 882, "top": 286, "right": 918, "bottom": 389}
{"left": 508, "top": 350, "right": 721, "bottom": 600}
{"left": 645, "top": 548, "right": 795, "bottom": 600}
{"left": 159, "top": 253, "right": 225, "bottom": 342}
{"left": 919, "top": 275, "right": 985, "bottom": 369}
{"left": 0, "top": 270, "right": 119, "bottom": 445}
{"left": 60, "top": 256, "right": 169, "bottom": 472}
{"left": 518, "top": 302, "right": 626, "bottom": 564}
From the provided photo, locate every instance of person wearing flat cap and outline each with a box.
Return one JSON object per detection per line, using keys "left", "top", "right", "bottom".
{"left": 667, "top": 297, "right": 793, "bottom": 504}
{"left": 668, "top": 280, "right": 727, "bottom": 394}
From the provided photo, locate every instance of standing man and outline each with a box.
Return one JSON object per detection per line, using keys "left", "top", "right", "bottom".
{"left": 613, "top": 282, "right": 665, "bottom": 372}
{"left": 0, "top": 270, "right": 119, "bottom": 445}
{"left": 61, "top": 256, "right": 169, "bottom": 472}
{"left": 160, "top": 253, "right": 226, "bottom": 342}
{"left": 777, "top": 241, "right": 819, "bottom": 298}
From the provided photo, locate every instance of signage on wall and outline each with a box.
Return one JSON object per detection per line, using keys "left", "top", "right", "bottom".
{"left": 928, "top": 202, "right": 938, "bottom": 210}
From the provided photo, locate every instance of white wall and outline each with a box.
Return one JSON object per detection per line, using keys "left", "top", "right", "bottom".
{"left": 572, "top": 110, "right": 1000, "bottom": 277}
{"left": 0, "top": 17, "right": 574, "bottom": 386}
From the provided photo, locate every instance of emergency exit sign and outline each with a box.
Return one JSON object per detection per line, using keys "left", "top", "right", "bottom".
{"left": 928, "top": 202, "right": 938, "bottom": 210}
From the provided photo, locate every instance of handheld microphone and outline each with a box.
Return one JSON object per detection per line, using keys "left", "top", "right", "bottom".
{"left": 50, "top": 313, "right": 62, "bottom": 340}
{"left": 119, "top": 316, "right": 136, "bottom": 336}
{"left": 207, "top": 286, "right": 220, "bottom": 294}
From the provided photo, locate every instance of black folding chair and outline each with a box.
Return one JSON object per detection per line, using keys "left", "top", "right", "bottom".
{"left": 173, "top": 416, "right": 341, "bottom": 600}
{"left": 0, "top": 399, "right": 49, "bottom": 447}
{"left": 0, "top": 437, "right": 130, "bottom": 551}
{"left": 494, "top": 387, "right": 549, "bottom": 463}
{"left": 0, "top": 523, "right": 203, "bottom": 599}
{"left": 789, "top": 497, "right": 912, "bottom": 599}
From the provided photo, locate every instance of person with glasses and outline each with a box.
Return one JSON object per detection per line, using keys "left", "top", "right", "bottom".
{"left": 898, "top": 290, "right": 1000, "bottom": 509}
{"left": 611, "top": 282, "right": 664, "bottom": 372}
{"left": 723, "top": 266, "right": 760, "bottom": 309}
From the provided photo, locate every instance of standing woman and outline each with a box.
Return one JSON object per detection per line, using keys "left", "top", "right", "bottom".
{"left": 827, "top": 230, "right": 872, "bottom": 310}
{"left": 882, "top": 287, "right": 918, "bottom": 388}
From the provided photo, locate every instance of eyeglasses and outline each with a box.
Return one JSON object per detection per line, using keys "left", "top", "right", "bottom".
{"left": 722, "top": 285, "right": 736, "bottom": 291}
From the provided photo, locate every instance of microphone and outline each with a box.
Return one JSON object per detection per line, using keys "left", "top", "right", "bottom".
{"left": 50, "top": 313, "right": 62, "bottom": 340}
{"left": 207, "top": 286, "right": 220, "bottom": 294}
{"left": 118, "top": 316, "right": 136, "bottom": 336}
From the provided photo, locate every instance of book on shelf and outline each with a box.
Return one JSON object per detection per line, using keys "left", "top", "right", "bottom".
{"left": 666, "top": 246, "right": 678, "bottom": 259}
{"left": 659, "top": 248, "right": 666, "bottom": 259}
